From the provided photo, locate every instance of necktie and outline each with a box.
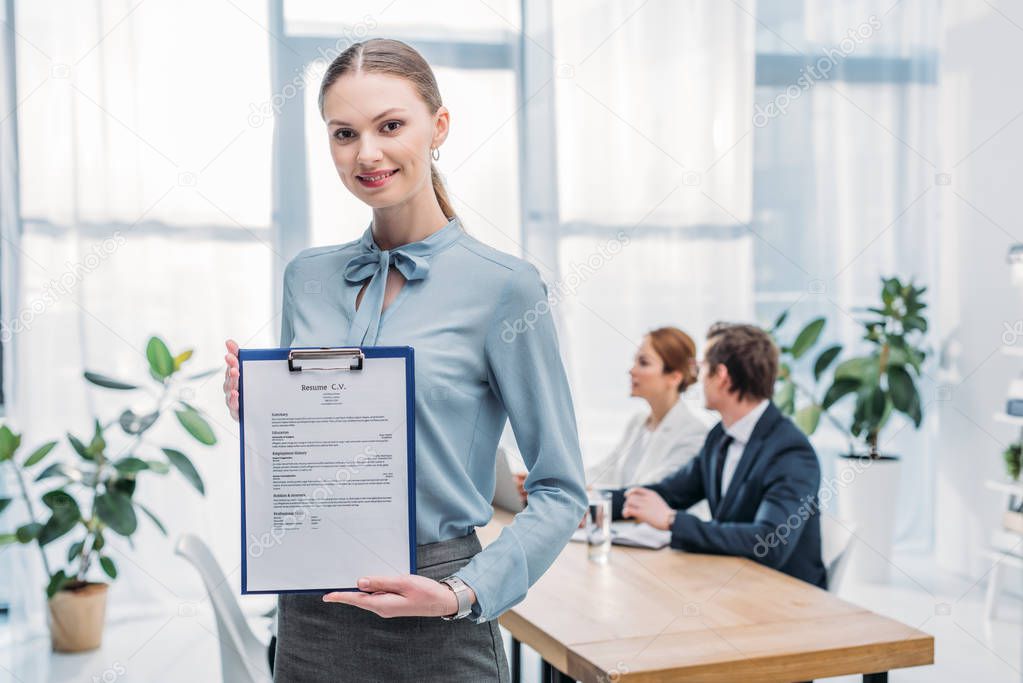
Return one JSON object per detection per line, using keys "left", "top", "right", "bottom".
{"left": 714, "top": 434, "right": 735, "bottom": 501}
{"left": 342, "top": 218, "right": 461, "bottom": 346}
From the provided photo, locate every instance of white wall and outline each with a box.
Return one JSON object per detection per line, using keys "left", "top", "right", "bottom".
{"left": 935, "top": 1, "right": 1023, "bottom": 582}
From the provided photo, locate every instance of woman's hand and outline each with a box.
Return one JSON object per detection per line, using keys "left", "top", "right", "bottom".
{"left": 621, "top": 487, "right": 673, "bottom": 531}
{"left": 322, "top": 575, "right": 471, "bottom": 618}
{"left": 223, "top": 339, "right": 240, "bottom": 422}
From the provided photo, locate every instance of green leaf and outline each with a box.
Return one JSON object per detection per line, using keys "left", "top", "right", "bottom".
{"left": 87, "top": 419, "right": 106, "bottom": 457}
{"left": 793, "top": 404, "right": 823, "bottom": 435}
{"left": 773, "top": 380, "right": 795, "bottom": 415}
{"left": 99, "top": 556, "right": 118, "bottom": 580}
{"left": 16, "top": 522, "right": 42, "bottom": 543}
{"left": 135, "top": 501, "right": 167, "bottom": 536}
{"left": 95, "top": 491, "right": 137, "bottom": 536}
{"left": 813, "top": 345, "right": 842, "bottom": 382}
{"left": 68, "top": 539, "right": 85, "bottom": 563}
{"left": 22, "top": 440, "right": 58, "bottom": 467}
{"left": 175, "top": 408, "right": 216, "bottom": 446}
{"left": 93, "top": 530, "right": 105, "bottom": 551}
{"left": 834, "top": 356, "right": 879, "bottom": 383}
{"left": 38, "top": 490, "right": 82, "bottom": 546}
{"left": 822, "top": 378, "right": 861, "bottom": 410}
{"left": 0, "top": 425, "right": 19, "bottom": 462}
{"left": 903, "top": 314, "right": 928, "bottom": 333}
{"left": 147, "top": 337, "right": 175, "bottom": 379}
{"left": 118, "top": 409, "right": 160, "bottom": 436}
{"left": 83, "top": 371, "right": 139, "bottom": 390}
{"left": 146, "top": 460, "right": 170, "bottom": 474}
{"left": 67, "top": 433, "right": 94, "bottom": 461}
{"left": 46, "top": 570, "right": 70, "bottom": 599}
{"left": 790, "top": 318, "right": 825, "bottom": 360}
{"left": 42, "top": 489, "right": 80, "bottom": 518}
{"left": 109, "top": 476, "right": 137, "bottom": 498}
{"left": 34, "top": 462, "right": 84, "bottom": 484}
{"left": 887, "top": 366, "right": 916, "bottom": 413}
{"left": 771, "top": 309, "right": 789, "bottom": 332}
{"left": 113, "top": 457, "right": 150, "bottom": 474}
{"left": 162, "top": 448, "right": 205, "bottom": 495}
{"left": 0, "top": 497, "right": 10, "bottom": 515}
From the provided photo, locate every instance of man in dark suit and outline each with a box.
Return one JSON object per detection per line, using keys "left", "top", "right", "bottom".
{"left": 610, "top": 322, "right": 827, "bottom": 589}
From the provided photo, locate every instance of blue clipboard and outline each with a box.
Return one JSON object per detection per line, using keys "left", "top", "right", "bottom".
{"left": 238, "top": 345, "right": 417, "bottom": 595}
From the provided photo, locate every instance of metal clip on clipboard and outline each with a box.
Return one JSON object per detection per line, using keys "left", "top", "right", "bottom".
{"left": 287, "top": 347, "right": 365, "bottom": 372}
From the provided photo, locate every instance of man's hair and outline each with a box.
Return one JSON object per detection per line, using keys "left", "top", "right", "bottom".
{"left": 705, "top": 322, "right": 778, "bottom": 401}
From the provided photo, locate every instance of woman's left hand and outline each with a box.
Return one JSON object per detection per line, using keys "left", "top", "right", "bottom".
{"left": 322, "top": 575, "right": 467, "bottom": 618}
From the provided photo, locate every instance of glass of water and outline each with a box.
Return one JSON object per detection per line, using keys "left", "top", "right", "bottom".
{"left": 586, "top": 490, "right": 612, "bottom": 564}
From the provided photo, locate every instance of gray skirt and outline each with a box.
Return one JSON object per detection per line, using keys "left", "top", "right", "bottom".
{"left": 272, "top": 530, "right": 511, "bottom": 683}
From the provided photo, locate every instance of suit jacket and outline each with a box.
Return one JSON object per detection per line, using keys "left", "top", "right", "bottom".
{"left": 611, "top": 401, "right": 827, "bottom": 589}
{"left": 585, "top": 399, "right": 709, "bottom": 488}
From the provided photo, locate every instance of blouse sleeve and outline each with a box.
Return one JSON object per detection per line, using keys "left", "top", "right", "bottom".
{"left": 451, "top": 264, "right": 588, "bottom": 622}
{"left": 279, "top": 261, "right": 296, "bottom": 348}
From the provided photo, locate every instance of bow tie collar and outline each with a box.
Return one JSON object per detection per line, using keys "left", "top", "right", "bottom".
{"left": 343, "top": 217, "right": 462, "bottom": 345}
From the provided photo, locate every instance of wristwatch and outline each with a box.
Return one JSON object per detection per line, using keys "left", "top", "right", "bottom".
{"left": 439, "top": 575, "right": 473, "bottom": 620}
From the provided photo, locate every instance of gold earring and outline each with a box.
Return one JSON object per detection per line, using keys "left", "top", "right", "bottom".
{"left": 431, "top": 147, "right": 440, "bottom": 161}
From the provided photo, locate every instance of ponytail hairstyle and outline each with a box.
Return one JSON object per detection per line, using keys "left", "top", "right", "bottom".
{"left": 317, "top": 38, "right": 456, "bottom": 219}
{"left": 647, "top": 327, "right": 699, "bottom": 393}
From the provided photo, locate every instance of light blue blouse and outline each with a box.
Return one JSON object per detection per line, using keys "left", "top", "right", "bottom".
{"left": 279, "top": 216, "right": 588, "bottom": 622}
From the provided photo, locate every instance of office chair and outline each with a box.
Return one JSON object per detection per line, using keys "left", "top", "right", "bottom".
{"left": 820, "top": 515, "right": 857, "bottom": 593}
{"left": 175, "top": 534, "right": 274, "bottom": 683}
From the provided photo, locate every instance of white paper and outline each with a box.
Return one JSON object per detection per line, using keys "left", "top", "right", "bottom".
{"left": 570, "top": 521, "right": 671, "bottom": 550}
{"left": 241, "top": 355, "right": 412, "bottom": 592}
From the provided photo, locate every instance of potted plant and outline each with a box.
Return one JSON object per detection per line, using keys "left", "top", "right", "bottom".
{"left": 1003, "top": 441, "right": 1022, "bottom": 534}
{"left": 0, "top": 336, "right": 218, "bottom": 651}
{"left": 767, "top": 311, "right": 852, "bottom": 448}
{"left": 820, "top": 277, "right": 929, "bottom": 582}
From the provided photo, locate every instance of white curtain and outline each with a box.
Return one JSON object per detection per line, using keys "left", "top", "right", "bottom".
{"left": 545, "top": 0, "right": 758, "bottom": 460}
{"left": 5, "top": 0, "right": 278, "bottom": 636}
{"left": 752, "top": 0, "right": 941, "bottom": 549}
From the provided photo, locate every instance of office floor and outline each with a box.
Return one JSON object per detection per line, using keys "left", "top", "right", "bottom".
{"left": 0, "top": 551, "right": 1019, "bottom": 682}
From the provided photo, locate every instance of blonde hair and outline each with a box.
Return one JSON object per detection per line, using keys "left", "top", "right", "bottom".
{"left": 318, "top": 38, "right": 455, "bottom": 219}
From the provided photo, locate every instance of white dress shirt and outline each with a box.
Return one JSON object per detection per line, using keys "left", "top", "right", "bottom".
{"left": 719, "top": 399, "right": 770, "bottom": 497}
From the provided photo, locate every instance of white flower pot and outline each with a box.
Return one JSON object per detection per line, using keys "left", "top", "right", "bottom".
{"left": 835, "top": 454, "right": 901, "bottom": 583}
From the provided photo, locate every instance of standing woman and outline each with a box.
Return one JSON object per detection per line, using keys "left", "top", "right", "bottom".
{"left": 223, "top": 38, "right": 587, "bottom": 681}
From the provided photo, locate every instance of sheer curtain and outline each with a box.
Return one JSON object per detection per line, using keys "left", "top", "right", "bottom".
{"left": 5, "top": 0, "right": 277, "bottom": 636}
{"left": 538, "top": 0, "right": 758, "bottom": 461}
{"left": 752, "top": 0, "right": 941, "bottom": 549}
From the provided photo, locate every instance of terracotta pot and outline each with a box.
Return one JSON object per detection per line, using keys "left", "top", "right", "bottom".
{"left": 47, "top": 581, "right": 109, "bottom": 652}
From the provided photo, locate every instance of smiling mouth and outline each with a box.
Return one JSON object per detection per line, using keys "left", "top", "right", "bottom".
{"left": 356, "top": 169, "right": 399, "bottom": 183}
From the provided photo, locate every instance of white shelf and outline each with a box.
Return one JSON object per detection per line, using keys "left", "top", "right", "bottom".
{"left": 994, "top": 412, "right": 1023, "bottom": 426}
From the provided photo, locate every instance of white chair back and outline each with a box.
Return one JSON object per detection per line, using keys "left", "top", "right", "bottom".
{"left": 820, "top": 515, "right": 857, "bottom": 593}
{"left": 175, "top": 534, "right": 273, "bottom": 683}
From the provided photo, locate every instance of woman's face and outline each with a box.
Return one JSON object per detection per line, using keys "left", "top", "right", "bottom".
{"left": 322, "top": 71, "right": 448, "bottom": 210}
{"left": 629, "top": 336, "right": 682, "bottom": 400}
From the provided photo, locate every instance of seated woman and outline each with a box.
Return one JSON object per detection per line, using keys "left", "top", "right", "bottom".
{"left": 517, "top": 327, "right": 709, "bottom": 499}
{"left": 585, "top": 327, "right": 709, "bottom": 488}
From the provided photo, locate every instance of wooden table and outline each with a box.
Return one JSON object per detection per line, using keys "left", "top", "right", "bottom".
{"left": 478, "top": 509, "right": 933, "bottom": 683}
